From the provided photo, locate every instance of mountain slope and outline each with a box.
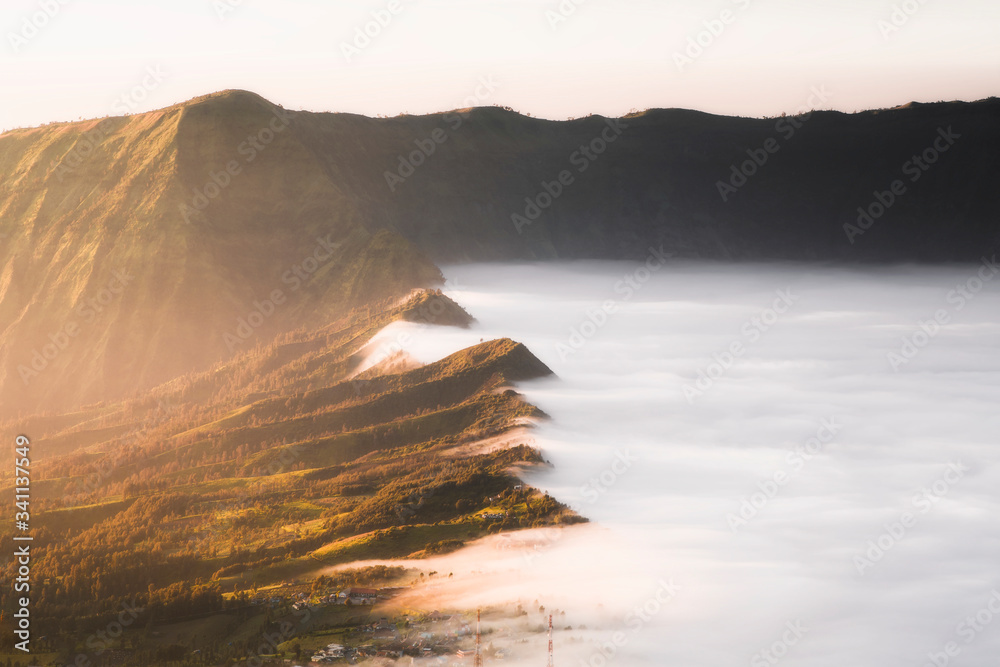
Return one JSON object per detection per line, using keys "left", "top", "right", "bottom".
{"left": 2, "top": 91, "right": 999, "bottom": 414}
{"left": 0, "top": 92, "right": 442, "bottom": 413}
{"left": 0, "top": 297, "right": 571, "bottom": 645}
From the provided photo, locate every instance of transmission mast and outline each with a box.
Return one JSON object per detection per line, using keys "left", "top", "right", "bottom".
{"left": 473, "top": 608, "right": 484, "bottom": 667}
{"left": 547, "top": 614, "right": 554, "bottom": 667}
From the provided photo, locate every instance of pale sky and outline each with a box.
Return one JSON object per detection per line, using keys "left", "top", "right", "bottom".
{"left": 1, "top": 0, "right": 998, "bottom": 131}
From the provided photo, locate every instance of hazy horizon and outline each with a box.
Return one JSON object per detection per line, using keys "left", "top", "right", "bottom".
{"left": 5, "top": 85, "right": 998, "bottom": 135}
{"left": 3, "top": 0, "right": 999, "bottom": 132}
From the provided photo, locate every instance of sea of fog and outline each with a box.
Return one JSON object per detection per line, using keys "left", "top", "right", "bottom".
{"left": 358, "top": 260, "right": 1000, "bottom": 667}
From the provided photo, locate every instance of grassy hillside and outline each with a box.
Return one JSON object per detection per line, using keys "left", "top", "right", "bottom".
{"left": 0, "top": 91, "right": 442, "bottom": 415}
{"left": 0, "top": 289, "right": 576, "bottom": 661}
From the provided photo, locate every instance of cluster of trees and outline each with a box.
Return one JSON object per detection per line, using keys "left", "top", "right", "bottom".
{"left": 0, "top": 292, "right": 574, "bottom": 662}
{"left": 309, "top": 565, "right": 406, "bottom": 593}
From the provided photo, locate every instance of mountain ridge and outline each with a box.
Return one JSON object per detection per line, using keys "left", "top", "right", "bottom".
{"left": 6, "top": 89, "right": 999, "bottom": 134}
{"left": 2, "top": 89, "right": 999, "bottom": 413}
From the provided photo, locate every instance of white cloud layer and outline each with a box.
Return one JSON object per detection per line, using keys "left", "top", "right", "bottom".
{"left": 362, "top": 260, "right": 1000, "bottom": 667}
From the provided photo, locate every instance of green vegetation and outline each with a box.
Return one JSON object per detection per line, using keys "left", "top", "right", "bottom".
{"left": 0, "top": 290, "right": 578, "bottom": 664}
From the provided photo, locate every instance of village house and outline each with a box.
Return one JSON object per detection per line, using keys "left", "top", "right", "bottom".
{"left": 339, "top": 586, "right": 379, "bottom": 605}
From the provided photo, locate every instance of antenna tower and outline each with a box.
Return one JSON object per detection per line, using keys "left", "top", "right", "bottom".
{"left": 474, "top": 608, "right": 484, "bottom": 667}
{"left": 547, "top": 614, "right": 554, "bottom": 667}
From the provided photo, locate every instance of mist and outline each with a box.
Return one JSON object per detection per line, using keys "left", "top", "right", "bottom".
{"left": 355, "top": 260, "right": 1000, "bottom": 667}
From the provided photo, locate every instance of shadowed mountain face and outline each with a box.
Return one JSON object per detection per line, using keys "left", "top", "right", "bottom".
{"left": 291, "top": 94, "right": 1000, "bottom": 263}
{"left": 1, "top": 90, "right": 998, "bottom": 412}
